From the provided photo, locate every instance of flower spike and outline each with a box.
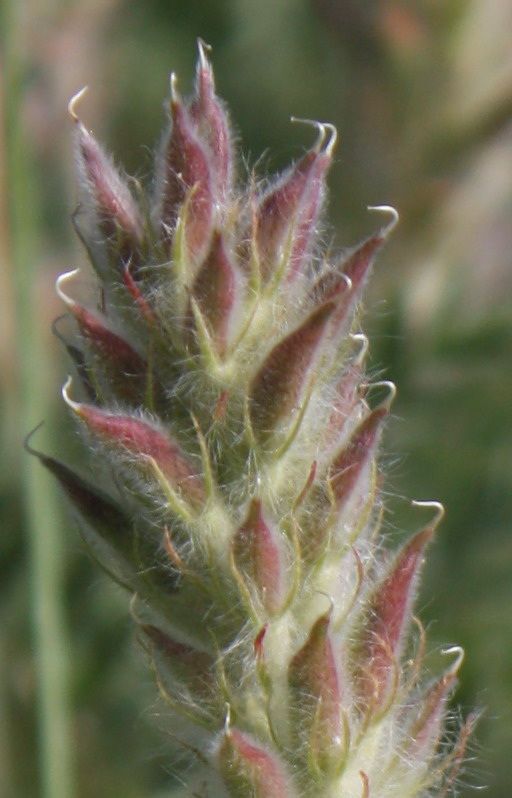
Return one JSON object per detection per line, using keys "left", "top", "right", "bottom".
{"left": 35, "top": 45, "right": 471, "bottom": 798}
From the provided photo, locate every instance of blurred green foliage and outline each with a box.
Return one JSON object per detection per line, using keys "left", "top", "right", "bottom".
{"left": 2, "top": 1, "right": 511, "bottom": 795}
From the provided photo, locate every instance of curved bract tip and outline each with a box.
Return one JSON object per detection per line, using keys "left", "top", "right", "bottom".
{"left": 68, "top": 86, "right": 89, "bottom": 122}
{"left": 197, "top": 38, "right": 212, "bottom": 69}
{"left": 441, "top": 645, "right": 465, "bottom": 675}
{"left": 61, "top": 376, "right": 81, "bottom": 412}
{"left": 51, "top": 314, "right": 71, "bottom": 345}
{"left": 412, "top": 499, "right": 445, "bottom": 529}
{"left": 367, "top": 379, "right": 397, "bottom": 411}
{"left": 367, "top": 204, "right": 399, "bottom": 238}
{"left": 169, "top": 72, "right": 180, "bottom": 103}
{"left": 23, "top": 422, "right": 46, "bottom": 457}
{"left": 350, "top": 333, "right": 369, "bottom": 365}
{"left": 55, "top": 269, "right": 81, "bottom": 307}
{"left": 290, "top": 117, "right": 338, "bottom": 157}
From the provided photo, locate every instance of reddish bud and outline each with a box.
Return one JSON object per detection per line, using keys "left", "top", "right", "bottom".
{"left": 250, "top": 302, "right": 334, "bottom": 438}
{"left": 254, "top": 123, "right": 335, "bottom": 282}
{"left": 323, "top": 356, "right": 367, "bottom": 447}
{"left": 329, "top": 405, "right": 387, "bottom": 508}
{"left": 288, "top": 609, "right": 346, "bottom": 773}
{"left": 232, "top": 499, "right": 285, "bottom": 614}
{"left": 63, "top": 381, "right": 205, "bottom": 503}
{"left": 309, "top": 235, "right": 382, "bottom": 340}
{"left": 311, "top": 207, "right": 398, "bottom": 335}
{"left": 408, "top": 648, "right": 463, "bottom": 760}
{"left": 338, "top": 234, "right": 384, "bottom": 297}
{"left": 189, "top": 40, "right": 233, "bottom": 203}
{"left": 69, "top": 89, "right": 143, "bottom": 264}
{"left": 57, "top": 272, "right": 148, "bottom": 400}
{"left": 27, "top": 441, "right": 181, "bottom": 592}
{"left": 28, "top": 446, "right": 132, "bottom": 554}
{"left": 122, "top": 262, "right": 155, "bottom": 323}
{"left": 190, "top": 232, "right": 241, "bottom": 357}
{"left": 218, "top": 727, "right": 295, "bottom": 798}
{"left": 157, "top": 79, "right": 213, "bottom": 259}
{"left": 356, "top": 527, "right": 434, "bottom": 714}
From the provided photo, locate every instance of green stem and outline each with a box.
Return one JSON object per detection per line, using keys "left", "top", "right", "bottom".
{"left": 1, "top": 2, "right": 75, "bottom": 796}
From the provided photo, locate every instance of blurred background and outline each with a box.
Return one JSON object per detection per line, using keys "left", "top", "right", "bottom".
{"left": 2, "top": 0, "right": 512, "bottom": 796}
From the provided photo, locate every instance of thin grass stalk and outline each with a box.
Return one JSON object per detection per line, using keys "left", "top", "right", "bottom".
{"left": 2, "top": 1, "right": 75, "bottom": 796}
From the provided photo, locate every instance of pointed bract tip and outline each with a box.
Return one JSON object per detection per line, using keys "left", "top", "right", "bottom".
{"left": 412, "top": 500, "right": 445, "bottom": 529}
{"left": 61, "top": 376, "right": 81, "bottom": 413}
{"left": 51, "top": 313, "right": 71, "bottom": 342}
{"left": 169, "top": 72, "right": 180, "bottom": 103}
{"left": 367, "top": 379, "right": 397, "bottom": 411}
{"left": 367, "top": 204, "right": 399, "bottom": 237}
{"left": 441, "top": 645, "right": 465, "bottom": 675}
{"left": 23, "top": 421, "right": 46, "bottom": 457}
{"left": 351, "top": 332, "right": 369, "bottom": 365}
{"left": 197, "top": 38, "right": 213, "bottom": 68}
{"left": 68, "top": 86, "right": 89, "bottom": 122}
{"left": 290, "top": 117, "right": 338, "bottom": 156}
{"left": 339, "top": 272, "right": 353, "bottom": 293}
{"left": 55, "top": 269, "right": 81, "bottom": 308}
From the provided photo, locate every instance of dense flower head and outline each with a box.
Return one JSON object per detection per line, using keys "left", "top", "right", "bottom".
{"left": 35, "top": 42, "right": 474, "bottom": 797}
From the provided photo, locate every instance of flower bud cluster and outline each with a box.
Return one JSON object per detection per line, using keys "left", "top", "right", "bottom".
{"left": 36, "top": 43, "right": 473, "bottom": 797}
